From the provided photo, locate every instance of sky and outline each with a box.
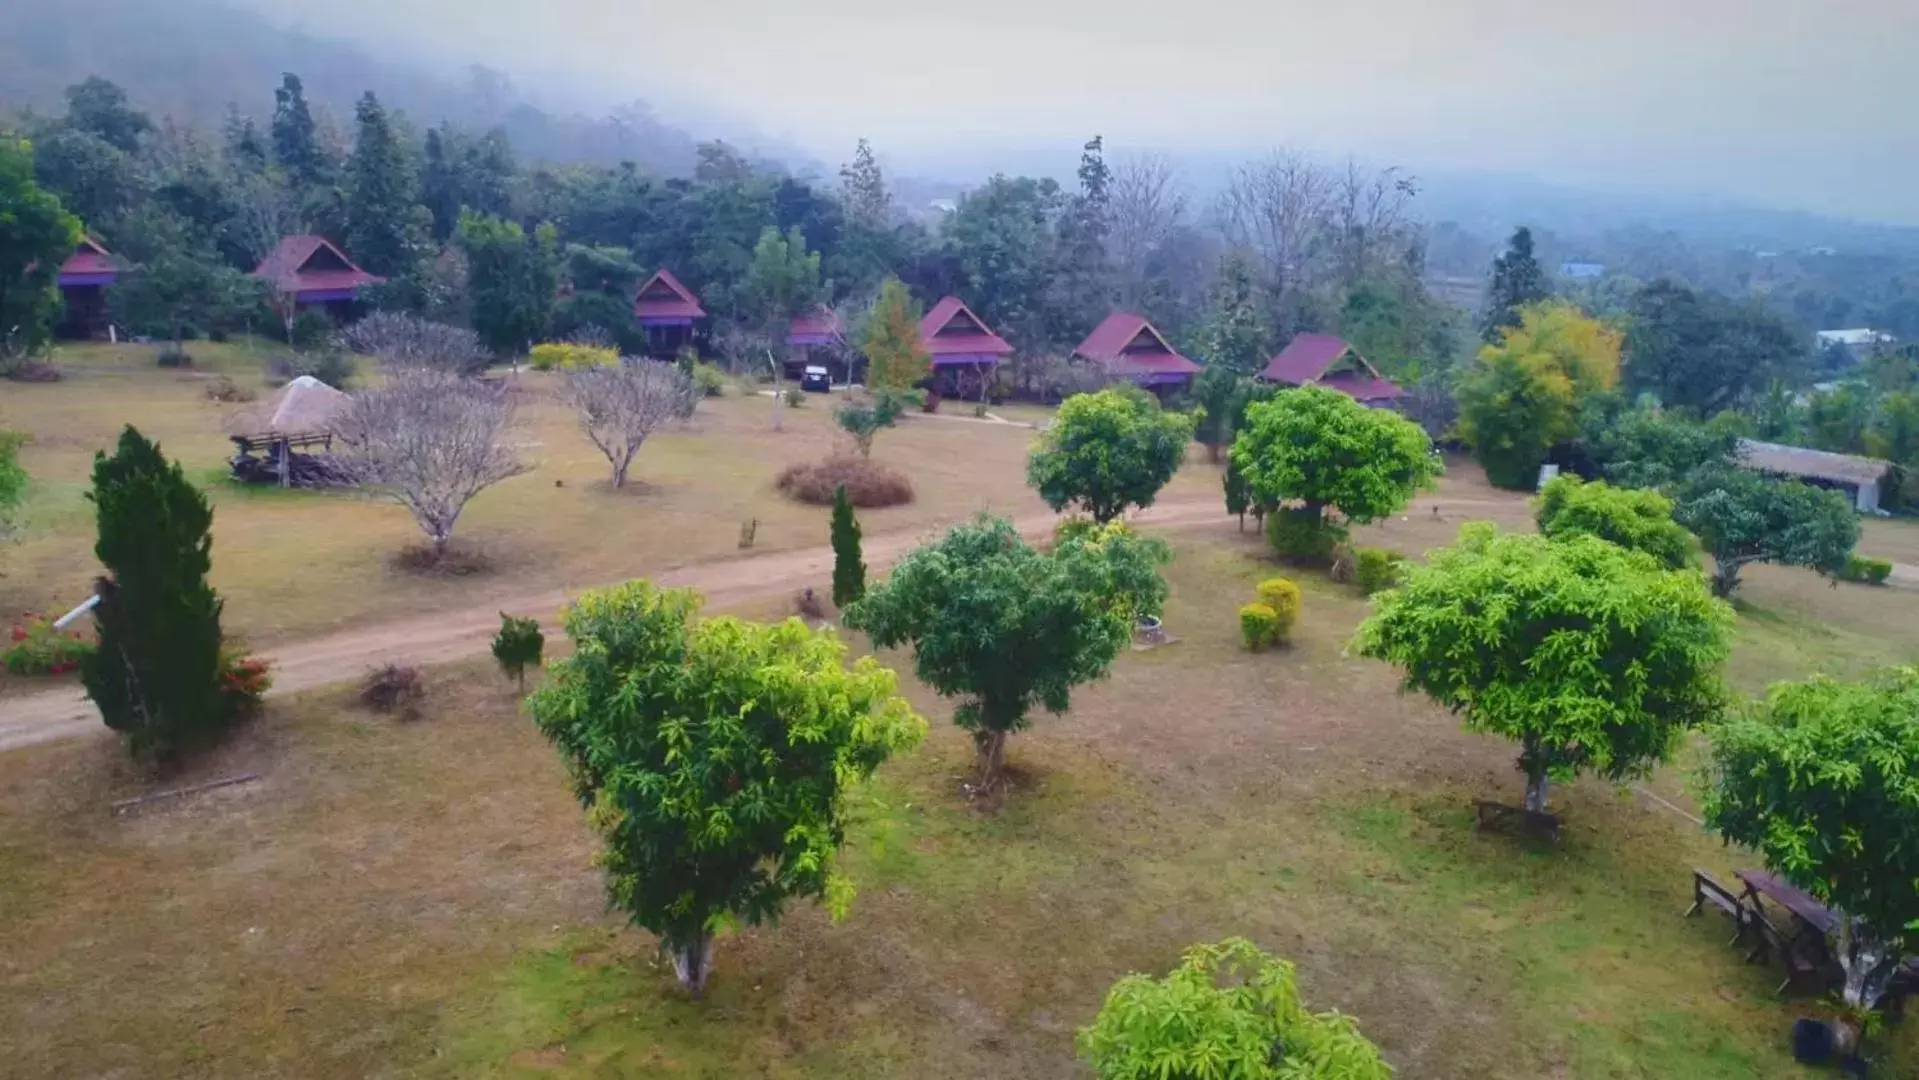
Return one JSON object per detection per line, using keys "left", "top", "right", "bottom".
{"left": 240, "top": 0, "right": 1918, "bottom": 223}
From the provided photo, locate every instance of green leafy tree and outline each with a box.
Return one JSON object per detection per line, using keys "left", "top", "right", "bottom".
{"left": 1355, "top": 524, "right": 1733, "bottom": 813}
{"left": 1194, "top": 250, "right": 1269, "bottom": 377}
{"left": 490, "top": 613, "right": 544, "bottom": 691}
{"left": 1481, "top": 225, "right": 1547, "bottom": 342}
{"left": 838, "top": 137, "right": 889, "bottom": 229}
{"left": 528, "top": 581, "right": 925, "bottom": 992}
{"left": 833, "top": 390, "right": 905, "bottom": 457}
{"left": 1027, "top": 387, "right": 1195, "bottom": 523}
{"left": 31, "top": 128, "right": 146, "bottom": 229}
{"left": 1624, "top": 279, "right": 1805, "bottom": 415}
{"left": 457, "top": 211, "right": 560, "bottom": 356}
{"left": 1579, "top": 398, "right": 1740, "bottom": 490}
{"left": 861, "top": 276, "right": 930, "bottom": 392}
{"left": 740, "top": 225, "right": 822, "bottom": 336}
{"left": 0, "top": 138, "right": 83, "bottom": 355}
{"left": 1673, "top": 467, "right": 1860, "bottom": 597}
{"left": 830, "top": 484, "right": 865, "bottom": 608}
{"left": 1229, "top": 385, "right": 1440, "bottom": 552}
{"left": 108, "top": 242, "right": 263, "bottom": 346}
{"left": 81, "top": 427, "right": 231, "bottom": 760}
{"left": 1457, "top": 301, "right": 1620, "bottom": 489}
{"left": 62, "top": 76, "right": 153, "bottom": 154}
{"left": 344, "top": 92, "right": 422, "bottom": 278}
{"left": 1049, "top": 135, "right": 1113, "bottom": 341}
{"left": 1223, "top": 455, "right": 1251, "bottom": 530}
{"left": 0, "top": 431, "right": 27, "bottom": 539}
{"left": 943, "top": 173, "right": 1063, "bottom": 347}
{"left": 1701, "top": 667, "right": 1919, "bottom": 1011}
{"left": 846, "top": 516, "right": 1166, "bottom": 790}
{"left": 1534, "top": 474, "right": 1696, "bottom": 570}
{"left": 1078, "top": 938, "right": 1393, "bottom": 1079}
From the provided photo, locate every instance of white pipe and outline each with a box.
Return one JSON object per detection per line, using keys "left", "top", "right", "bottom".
{"left": 52, "top": 594, "right": 100, "bottom": 631}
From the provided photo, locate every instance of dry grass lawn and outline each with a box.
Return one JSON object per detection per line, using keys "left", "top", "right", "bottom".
{"left": 0, "top": 342, "right": 1215, "bottom": 647}
{"left": 3, "top": 502, "right": 1917, "bottom": 1078}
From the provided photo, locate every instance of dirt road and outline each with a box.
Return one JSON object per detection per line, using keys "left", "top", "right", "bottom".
{"left": 0, "top": 499, "right": 1234, "bottom": 753}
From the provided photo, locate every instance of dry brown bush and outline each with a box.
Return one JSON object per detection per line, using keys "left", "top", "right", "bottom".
{"left": 775, "top": 455, "right": 914, "bottom": 508}
{"left": 359, "top": 663, "right": 425, "bottom": 718}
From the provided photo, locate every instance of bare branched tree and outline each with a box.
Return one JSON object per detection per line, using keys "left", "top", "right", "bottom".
{"left": 334, "top": 369, "right": 530, "bottom": 558}
{"left": 1329, "top": 159, "right": 1421, "bottom": 290}
{"left": 712, "top": 322, "right": 785, "bottom": 430}
{"left": 558, "top": 360, "right": 696, "bottom": 488}
{"left": 1219, "top": 151, "right": 1333, "bottom": 304}
{"left": 227, "top": 167, "right": 304, "bottom": 269}
{"left": 1107, "top": 154, "right": 1186, "bottom": 308}
{"left": 342, "top": 312, "right": 491, "bottom": 375}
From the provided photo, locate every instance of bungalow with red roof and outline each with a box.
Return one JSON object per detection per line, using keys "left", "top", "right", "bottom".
{"left": 1259, "top": 333, "right": 1403, "bottom": 407}
{"left": 920, "top": 295, "right": 1012, "bottom": 398}
{"left": 633, "top": 269, "right": 705, "bottom": 358}
{"left": 56, "top": 237, "right": 121, "bottom": 338}
{"left": 784, "top": 305, "right": 849, "bottom": 384}
{"left": 252, "top": 235, "right": 382, "bottom": 328}
{"left": 1073, "top": 312, "right": 1200, "bottom": 396}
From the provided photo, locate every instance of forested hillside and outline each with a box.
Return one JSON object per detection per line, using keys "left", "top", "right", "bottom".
{"left": 0, "top": 0, "right": 704, "bottom": 175}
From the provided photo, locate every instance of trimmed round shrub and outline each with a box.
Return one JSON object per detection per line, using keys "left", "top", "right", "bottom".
{"left": 1835, "top": 554, "right": 1893, "bottom": 585}
{"left": 1354, "top": 547, "right": 1406, "bottom": 596}
{"left": 691, "top": 362, "right": 728, "bottom": 397}
{"left": 1255, "top": 576, "right": 1302, "bottom": 643}
{"left": 776, "top": 456, "right": 914, "bottom": 508}
{"left": 1266, "top": 506, "right": 1343, "bottom": 564}
{"left": 528, "top": 342, "right": 617, "bottom": 372}
{"left": 1239, "top": 602, "right": 1280, "bottom": 651}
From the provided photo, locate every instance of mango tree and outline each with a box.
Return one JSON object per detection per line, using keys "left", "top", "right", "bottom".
{"left": 1027, "top": 387, "right": 1194, "bottom": 524}
{"left": 528, "top": 581, "right": 925, "bottom": 992}
{"left": 1534, "top": 474, "right": 1697, "bottom": 571}
{"left": 1702, "top": 667, "right": 1919, "bottom": 1011}
{"left": 1355, "top": 524, "right": 1733, "bottom": 813}
{"left": 1673, "top": 465, "right": 1859, "bottom": 597}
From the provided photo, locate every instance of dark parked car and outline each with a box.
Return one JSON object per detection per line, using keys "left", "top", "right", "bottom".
{"left": 800, "top": 364, "right": 832, "bottom": 392}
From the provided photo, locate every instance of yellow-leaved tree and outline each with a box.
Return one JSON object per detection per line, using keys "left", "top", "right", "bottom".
{"left": 861, "top": 277, "right": 931, "bottom": 393}
{"left": 1458, "top": 301, "right": 1621, "bottom": 489}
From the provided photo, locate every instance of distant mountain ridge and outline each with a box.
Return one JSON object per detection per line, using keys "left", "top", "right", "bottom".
{"left": 0, "top": 0, "right": 709, "bottom": 174}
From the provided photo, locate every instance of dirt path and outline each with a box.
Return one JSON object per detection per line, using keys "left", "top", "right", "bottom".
{"left": 0, "top": 498, "right": 1232, "bottom": 753}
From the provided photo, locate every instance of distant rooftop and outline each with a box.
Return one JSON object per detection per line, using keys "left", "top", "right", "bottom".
{"left": 1815, "top": 328, "right": 1895, "bottom": 347}
{"left": 1739, "top": 439, "right": 1891, "bottom": 487}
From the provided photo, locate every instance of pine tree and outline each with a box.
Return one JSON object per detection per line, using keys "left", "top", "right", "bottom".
{"left": 1195, "top": 250, "right": 1269, "bottom": 376}
{"left": 831, "top": 484, "right": 866, "bottom": 608}
{"left": 838, "top": 138, "right": 889, "bottom": 229}
{"left": 862, "top": 276, "right": 930, "bottom": 392}
{"left": 271, "top": 73, "right": 326, "bottom": 188}
{"left": 345, "top": 92, "right": 421, "bottom": 278}
{"left": 81, "top": 427, "right": 230, "bottom": 760}
{"left": 1481, "top": 225, "right": 1547, "bottom": 342}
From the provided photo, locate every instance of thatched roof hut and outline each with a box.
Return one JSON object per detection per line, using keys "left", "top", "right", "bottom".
{"left": 226, "top": 376, "right": 349, "bottom": 437}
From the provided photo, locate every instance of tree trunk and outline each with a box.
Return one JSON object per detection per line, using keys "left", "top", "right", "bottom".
{"left": 611, "top": 456, "right": 630, "bottom": 489}
{"left": 1523, "top": 770, "right": 1550, "bottom": 814}
{"left": 1836, "top": 914, "right": 1898, "bottom": 1011}
{"left": 432, "top": 532, "right": 450, "bottom": 560}
{"left": 1712, "top": 561, "right": 1741, "bottom": 598}
{"left": 668, "top": 933, "right": 717, "bottom": 995}
{"left": 975, "top": 729, "right": 1009, "bottom": 791}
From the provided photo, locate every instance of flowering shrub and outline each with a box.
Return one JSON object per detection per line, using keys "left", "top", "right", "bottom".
{"left": 218, "top": 646, "right": 273, "bottom": 716}
{"left": 528, "top": 342, "right": 617, "bottom": 372}
{"left": 3, "top": 613, "right": 95, "bottom": 676}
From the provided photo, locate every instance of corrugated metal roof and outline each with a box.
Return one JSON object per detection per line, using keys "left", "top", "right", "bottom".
{"left": 1739, "top": 439, "right": 1891, "bottom": 486}
{"left": 1073, "top": 311, "right": 1197, "bottom": 378}
{"left": 920, "top": 295, "right": 1012, "bottom": 356}
{"left": 632, "top": 268, "right": 706, "bottom": 320}
{"left": 1261, "top": 333, "right": 1352, "bottom": 384}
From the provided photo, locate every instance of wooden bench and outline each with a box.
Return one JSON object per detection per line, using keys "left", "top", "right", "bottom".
{"left": 1745, "top": 909, "right": 1829, "bottom": 996}
{"left": 1474, "top": 799, "right": 1561, "bottom": 842}
{"left": 1683, "top": 869, "right": 1747, "bottom": 945}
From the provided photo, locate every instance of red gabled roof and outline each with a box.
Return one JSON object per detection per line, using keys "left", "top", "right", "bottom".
{"left": 251, "top": 235, "right": 381, "bottom": 294}
{"left": 1260, "top": 333, "right": 1402, "bottom": 402}
{"left": 60, "top": 236, "right": 117, "bottom": 276}
{"left": 1074, "top": 311, "right": 1200, "bottom": 377}
{"left": 787, "top": 305, "right": 842, "bottom": 341}
{"left": 918, "top": 295, "right": 1012, "bottom": 357}
{"left": 633, "top": 268, "right": 706, "bottom": 320}
{"left": 1261, "top": 332, "right": 1356, "bottom": 384}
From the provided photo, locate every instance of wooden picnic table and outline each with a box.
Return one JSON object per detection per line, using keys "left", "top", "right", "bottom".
{"left": 1737, "top": 869, "right": 1837, "bottom": 935}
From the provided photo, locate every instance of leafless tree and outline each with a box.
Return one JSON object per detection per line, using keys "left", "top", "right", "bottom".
{"left": 341, "top": 313, "right": 491, "bottom": 375}
{"left": 1328, "top": 159, "right": 1420, "bottom": 290}
{"left": 1219, "top": 151, "right": 1333, "bottom": 304}
{"left": 1107, "top": 154, "right": 1186, "bottom": 307}
{"left": 712, "top": 323, "right": 785, "bottom": 430}
{"left": 227, "top": 168, "right": 304, "bottom": 269}
{"left": 333, "top": 369, "right": 530, "bottom": 558}
{"left": 557, "top": 360, "right": 696, "bottom": 488}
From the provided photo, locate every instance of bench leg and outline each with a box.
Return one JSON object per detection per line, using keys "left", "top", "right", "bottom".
{"left": 1683, "top": 898, "right": 1701, "bottom": 918}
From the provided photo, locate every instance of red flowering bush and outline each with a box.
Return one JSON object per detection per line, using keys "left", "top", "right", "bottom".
{"left": 3, "top": 613, "right": 96, "bottom": 677}
{"left": 218, "top": 646, "right": 273, "bottom": 716}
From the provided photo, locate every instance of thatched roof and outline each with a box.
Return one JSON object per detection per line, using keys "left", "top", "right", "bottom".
{"left": 1739, "top": 439, "right": 1892, "bottom": 487}
{"left": 226, "top": 376, "right": 349, "bottom": 436}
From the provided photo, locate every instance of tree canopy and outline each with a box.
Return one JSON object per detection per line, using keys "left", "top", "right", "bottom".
{"left": 1672, "top": 466, "right": 1859, "bottom": 597}
{"left": 845, "top": 516, "right": 1167, "bottom": 791}
{"left": 1481, "top": 226, "right": 1547, "bottom": 342}
{"left": 861, "top": 276, "right": 930, "bottom": 393}
{"left": 1534, "top": 474, "right": 1697, "bottom": 570}
{"left": 1702, "top": 667, "right": 1919, "bottom": 1009}
{"left": 1457, "top": 301, "right": 1620, "bottom": 490}
{"left": 1078, "top": 938, "right": 1393, "bottom": 1080}
{"left": 1026, "top": 387, "right": 1195, "bottom": 523}
{"left": 1624, "top": 279, "right": 1805, "bottom": 415}
{"left": 0, "top": 138, "right": 83, "bottom": 355}
{"left": 528, "top": 581, "right": 926, "bottom": 991}
{"left": 1229, "top": 385, "right": 1440, "bottom": 527}
{"left": 1355, "top": 524, "right": 1733, "bottom": 812}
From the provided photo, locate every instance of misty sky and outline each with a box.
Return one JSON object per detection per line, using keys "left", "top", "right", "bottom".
{"left": 242, "top": 0, "right": 1916, "bottom": 222}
